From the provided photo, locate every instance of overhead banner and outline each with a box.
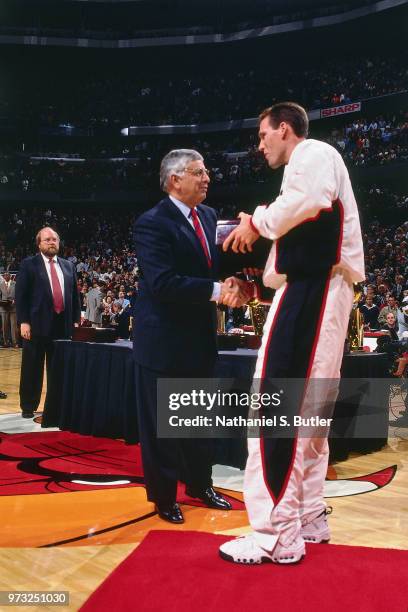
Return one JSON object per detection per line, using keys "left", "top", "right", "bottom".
{"left": 320, "top": 102, "right": 361, "bottom": 118}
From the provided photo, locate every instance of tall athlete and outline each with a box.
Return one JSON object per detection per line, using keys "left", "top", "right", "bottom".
{"left": 219, "top": 102, "right": 365, "bottom": 564}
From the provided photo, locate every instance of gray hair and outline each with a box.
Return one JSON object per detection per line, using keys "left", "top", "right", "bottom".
{"left": 160, "top": 149, "right": 203, "bottom": 192}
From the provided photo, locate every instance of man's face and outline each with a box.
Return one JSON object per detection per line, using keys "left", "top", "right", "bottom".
{"left": 3, "top": 273, "right": 10, "bottom": 282}
{"left": 386, "top": 312, "right": 395, "bottom": 325}
{"left": 388, "top": 297, "right": 396, "bottom": 308}
{"left": 38, "top": 228, "right": 60, "bottom": 257}
{"left": 258, "top": 117, "right": 287, "bottom": 169}
{"left": 366, "top": 297, "right": 373, "bottom": 306}
{"left": 175, "top": 160, "right": 210, "bottom": 207}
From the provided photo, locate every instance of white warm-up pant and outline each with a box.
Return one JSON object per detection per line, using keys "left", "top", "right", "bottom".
{"left": 244, "top": 270, "right": 354, "bottom": 551}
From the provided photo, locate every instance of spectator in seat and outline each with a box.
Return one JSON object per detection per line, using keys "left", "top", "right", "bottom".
{"left": 114, "top": 290, "right": 130, "bottom": 310}
{"left": 394, "top": 274, "right": 406, "bottom": 302}
{"left": 376, "top": 284, "right": 388, "bottom": 306}
{"left": 359, "top": 295, "right": 380, "bottom": 329}
{"left": 102, "top": 294, "right": 113, "bottom": 311}
{"left": 397, "top": 297, "right": 408, "bottom": 343}
{"left": 382, "top": 311, "right": 399, "bottom": 340}
{"left": 378, "top": 294, "right": 398, "bottom": 327}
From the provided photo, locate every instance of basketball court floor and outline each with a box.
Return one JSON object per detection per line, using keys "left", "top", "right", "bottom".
{"left": 1, "top": 347, "right": 407, "bottom": 609}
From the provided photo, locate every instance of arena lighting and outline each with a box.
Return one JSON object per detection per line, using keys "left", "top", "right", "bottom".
{"left": 30, "top": 157, "right": 86, "bottom": 162}
{"left": 58, "top": 123, "right": 75, "bottom": 132}
{"left": 68, "top": 1, "right": 145, "bottom": 3}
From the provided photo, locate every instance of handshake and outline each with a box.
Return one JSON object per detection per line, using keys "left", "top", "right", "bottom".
{"left": 218, "top": 277, "right": 253, "bottom": 308}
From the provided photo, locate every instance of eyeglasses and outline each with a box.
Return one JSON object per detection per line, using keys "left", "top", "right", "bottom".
{"left": 182, "top": 167, "right": 211, "bottom": 178}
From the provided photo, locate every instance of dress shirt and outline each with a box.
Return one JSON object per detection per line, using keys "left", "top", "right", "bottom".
{"left": 41, "top": 252, "right": 65, "bottom": 306}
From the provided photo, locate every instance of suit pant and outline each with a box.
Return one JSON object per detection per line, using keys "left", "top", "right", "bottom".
{"left": 1, "top": 310, "right": 17, "bottom": 346}
{"left": 19, "top": 313, "right": 67, "bottom": 412}
{"left": 135, "top": 363, "right": 214, "bottom": 505}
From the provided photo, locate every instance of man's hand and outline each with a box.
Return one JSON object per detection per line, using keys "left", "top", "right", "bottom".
{"left": 20, "top": 323, "right": 31, "bottom": 341}
{"left": 219, "top": 277, "right": 251, "bottom": 308}
{"left": 223, "top": 212, "right": 260, "bottom": 253}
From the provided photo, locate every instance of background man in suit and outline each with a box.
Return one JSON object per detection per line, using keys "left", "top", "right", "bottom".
{"left": 133, "top": 148, "right": 249, "bottom": 523}
{"left": 16, "top": 227, "right": 81, "bottom": 418}
{"left": 0, "top": 272, "right": 18, "bottom": 347}
{"left": 85, "top": 280, "right": 105, "bottom": 326}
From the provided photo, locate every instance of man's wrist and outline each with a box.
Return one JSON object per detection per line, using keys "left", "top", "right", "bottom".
{"left": 249, "top": 216, "right": 260, "bottom": 235}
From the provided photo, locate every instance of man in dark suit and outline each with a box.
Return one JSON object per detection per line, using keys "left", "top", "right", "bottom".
{"left": 133, "top": 149, "right": 249, "bottom": 523}
{"left": 16, "top": 227, "right": 81, "bottom": 418}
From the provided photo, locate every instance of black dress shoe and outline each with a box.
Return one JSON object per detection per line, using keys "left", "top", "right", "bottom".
{"left": 155, "top": 502, "right": 184, "bottom": 524}
{"left": 22, "top": 411, "right": 35, "bottom": 418}
{"left": 0, "top": 391, "right": 7, "bottom": 399}
{"left": 185, "top": 486, "right": 232, "bottom": 510}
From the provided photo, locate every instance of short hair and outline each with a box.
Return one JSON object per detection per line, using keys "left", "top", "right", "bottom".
{"left": 35, "top": 226, "right": 60, "bottom": 246}
{"left": 160, "top": 149, "right": 203, "bottom": 192}
{"left": 259, "top": 102, "right": 309, "bottom": 138}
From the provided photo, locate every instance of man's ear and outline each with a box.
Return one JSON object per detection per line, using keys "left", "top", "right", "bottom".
{"left": 170, "top": 173, "right": 182, "bottom": 187}
{"left": 280, "top": 122, "right": 290, "bottom": 140}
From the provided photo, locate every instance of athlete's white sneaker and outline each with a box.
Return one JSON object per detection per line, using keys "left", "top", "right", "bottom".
{"left": 301, "top": 507, "right": 332, "bottom": 543}
{"left": 219, "top": 533, "right": 305, "bottom": 565}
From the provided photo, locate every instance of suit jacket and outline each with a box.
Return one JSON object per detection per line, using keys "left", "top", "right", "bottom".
{"left": 0, "top": 279, "right": 16, "bottom": 313}
{"left": 85, "top": 287, "right": 104, "bottom": 324}
{"left": 133, "top": 196, "right": 219, "bottom": 372}
{"left": 15, "top": 254, "right": 81, "bottom": 337}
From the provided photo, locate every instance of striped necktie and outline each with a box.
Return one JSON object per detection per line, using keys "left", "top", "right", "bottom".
{"left": 190, "top": 208, "right": 211, "bottom": 268}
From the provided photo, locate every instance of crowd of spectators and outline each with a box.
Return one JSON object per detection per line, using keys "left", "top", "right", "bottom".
{"left": 1, "top": 201, "right": 408, "bottom": 347}
{"left": 326, "top": 112, "right": 408, "bottom": 167}
{"left": 358, "top": 219, "right": 408, "bottom": 373}
{"left": 5, "top": 54, "right": 407, "bottom": 129}
{"left": 1, "top": 113, "right": 407, "bottom": 195}
{"left": 1, "top": 197, "right": 407, "bottom": 281}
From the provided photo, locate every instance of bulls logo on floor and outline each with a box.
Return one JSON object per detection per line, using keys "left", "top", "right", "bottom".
{"left": 0, "top": 420, "right": 397, "bottom": 548}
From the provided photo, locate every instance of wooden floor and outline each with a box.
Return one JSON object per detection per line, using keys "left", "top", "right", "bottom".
{"left": 0, "top": 347, "right": 407, "bottom": 611}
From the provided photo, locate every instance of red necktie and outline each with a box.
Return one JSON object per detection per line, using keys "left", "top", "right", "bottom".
{"left": 49, "top": 258, "right": 64, "bottom": 313}
{"left": 190, "top": 208, "right": 212, "bottom": 268}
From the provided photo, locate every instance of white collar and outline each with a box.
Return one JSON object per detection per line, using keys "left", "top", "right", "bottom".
{"left": 41, "top": 252, "right": 58, "bottom": 264}
{"left": 169, "top": 195, "right": 196, "bottom": 220}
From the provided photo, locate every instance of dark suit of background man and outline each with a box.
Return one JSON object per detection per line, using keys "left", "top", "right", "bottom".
{"left": 133, "top": 149, "right": 249, "bottom": 523}
{"left": 16, "top": 227, "right": 81, "bottom": 419}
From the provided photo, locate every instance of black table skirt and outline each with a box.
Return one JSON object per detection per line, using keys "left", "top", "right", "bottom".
{"left": 43, "top": 341, "right": 389, "bottom": 468}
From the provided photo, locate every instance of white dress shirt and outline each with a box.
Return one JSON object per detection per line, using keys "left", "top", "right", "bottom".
{"left": 41, "top": 252, "right": 65, "bottom": 306}
{"left": 169, "top": 196, "right": 221, "bottom": 301}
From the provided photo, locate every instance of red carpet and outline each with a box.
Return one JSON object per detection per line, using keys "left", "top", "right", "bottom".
{"left": 81, "top": 531, "right": 408, "bottom": 612}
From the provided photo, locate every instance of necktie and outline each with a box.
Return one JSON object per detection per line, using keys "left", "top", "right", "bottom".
{"left": 49, "top": 259, "right": 64, "bottom": 313}
{"left": 190, "top": 208, "right": 211, "bottom": 268}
